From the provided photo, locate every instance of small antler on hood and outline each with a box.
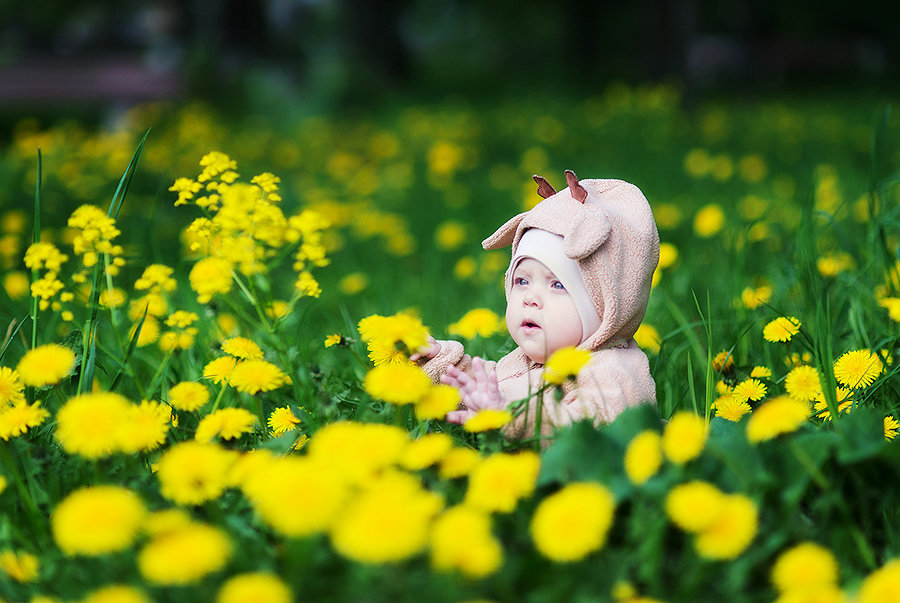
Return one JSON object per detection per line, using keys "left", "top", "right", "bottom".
{"left": 532, "top": 174, "right": 556, "bottom": 199}
{"left": 565, "top": 170, "right": 588, "bottom": 203}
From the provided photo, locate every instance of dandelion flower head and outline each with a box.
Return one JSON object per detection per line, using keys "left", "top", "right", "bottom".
{"left": 833, "top": 349, "right": 883, "bottom": 389}
{"left": 785, "top": 365, "right": 822, "bottom": 402}
{"left": 138, "top": 522, "right": 231, "bottom": 586}
{"left": 54, "top": 392, "right": 134, "bottom": 459}
{"left": 543, "top": 347, "right": 592, "bottom": 385}
{"left": 167, "top": 381, "right": 210, "bottom": 412}
{"left": 221, "top": 337, "right": 264, "bottom": 360}
{"left": 156, "top": 441, "right": 235, "bottom": 505}
{"left": 15, "top": 343, "right": 76, "bottom": 387}
{"left": 448, "top": 308, "right": 505, "bottom": 339}
{"left": 430, "top": 505, "right": 502, "bottom": 578}
{"left": 771, "top": 542, "right": 839, "bottom": 596}
{"left": 465, "top": 451, "right": 540, "bottom": 513}
{"left": 464, "top": 409, "right": 513, "bottom": 433}
{"left": 746, "top": 396, "right": 809, "bottom": 443}
{"left": 52, "top": 485, "right": 146, "bottom": 556}
{"left": 195, "top": 407, "right": 257, "bottom": 442}
{"left": 363, "top": 363, "right": 432, "bottom": 405}
{"left": 414, "top": 384, "right": 460, "bottom": 420}
{"left": 662, "top": 412, "right": 708, "bottom": 464}
{"left": 0, "top": 367, "right": 25, "bottom": 405}
{"left": 530, "top": 482, "right": 616, "bottom": 562}
{"left": 624, "top": 430, "right": 662, "bottom": 485}
{"left": 228, "top": 359, "right": 290, "bottom": 394}
{"left": 216, "top": 573, "right": 292, "bottom": 603}
{"left": 0, "top": 400, "right": 49, "bottom": 441}
{"left": 693, "top": 493, "right": 757, "bottom": 560}
{"left": 267, "top": 406, "right": 300, "bottom": 435}
{"left": 763, "top": 316, "right": 801, "bottom": 343}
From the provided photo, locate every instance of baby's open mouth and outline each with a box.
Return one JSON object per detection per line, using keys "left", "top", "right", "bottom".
{"left": 522, "top": 319, "right": 541, "bottom": 330}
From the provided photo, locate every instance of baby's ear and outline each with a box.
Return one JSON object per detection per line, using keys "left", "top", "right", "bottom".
{"left": 482, "top": 212, "right": 526, "bottom": 250}
{"left": 564, "top": 209, "right": 611, "bottom": 259}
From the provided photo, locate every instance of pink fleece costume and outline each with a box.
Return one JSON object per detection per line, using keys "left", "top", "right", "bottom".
{"left": 422, "top": 171, "right": 660, "bottom": 439}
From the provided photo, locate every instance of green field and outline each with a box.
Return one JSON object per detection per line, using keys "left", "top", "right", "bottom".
{"left": 1, "top": 85, "right": 899, "bottom": 602}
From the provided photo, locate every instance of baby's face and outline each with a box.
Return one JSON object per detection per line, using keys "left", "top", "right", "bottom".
{"left": 505, "top": 258, "right": 583, "bottom": 364}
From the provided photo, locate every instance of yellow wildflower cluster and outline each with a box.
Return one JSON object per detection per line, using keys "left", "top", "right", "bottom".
{"left": 172, "top": 152, "right": 331, "bottom": 304}
{"left": 23, "top": 240, "right": 75, "bottom": 317}
{"left": 67, "top": 204, "right": 126, "bottom": 281}
{"left": 202, "top": 338, "right": 291, "bottom": 395}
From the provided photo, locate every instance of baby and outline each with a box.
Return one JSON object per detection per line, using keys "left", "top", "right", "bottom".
{"left": 413, "top": 170, "right": 660, "bottom": 440}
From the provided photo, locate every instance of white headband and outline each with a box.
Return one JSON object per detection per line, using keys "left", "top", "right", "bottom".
{"left": 509, "top": 229, "right": 601, "bottom": 341}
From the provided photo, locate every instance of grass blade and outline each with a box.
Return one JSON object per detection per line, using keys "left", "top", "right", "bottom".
{"left": 109, "top": 304, "right": 148, "bottom": 393}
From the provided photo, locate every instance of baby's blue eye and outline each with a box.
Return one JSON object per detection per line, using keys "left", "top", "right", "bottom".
{"left": 551, "top": 281, "right": 566, "bottom": 290}
{"left": 515, "top": 277, "right": 529, "bottom": 286}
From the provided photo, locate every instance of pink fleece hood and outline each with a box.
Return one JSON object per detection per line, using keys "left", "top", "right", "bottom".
{"left": 483, "top": 171, "right": 660, "bottom": 351}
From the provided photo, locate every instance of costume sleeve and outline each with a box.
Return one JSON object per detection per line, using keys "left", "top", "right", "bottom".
{"left": 418, "top": 339, "right": 474, "bottom": 383}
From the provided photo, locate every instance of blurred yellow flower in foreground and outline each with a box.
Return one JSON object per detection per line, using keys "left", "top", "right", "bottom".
{"left": 217, "top": 573, "right": 292, "bottom": 603}
{"left": 0, "top": 549, "right": 39, "bottom": 582}
{"left": 666, "top": 481, "right": 726, "bottom": 532}
{"left": 330, "top": 471, "right": 443, "bottom": 564}
{"left": 771, "top": 542, "right": 839, "bottom": 597}
{"left": 15, "top": 343, "right": 76, "bottom": 387}
{"left": 52, "top": 485, "right": 146, "bottom": 556}
{"left": 138, "top": 521, "right": 231, "bottom": 586}
{"left": 82, "top": 584, "right": 151, "bottom": 603}
{"left": 54, "top": 392, "right": 133, "bottom": 459}
{"left": 634, "top": 323, "right": 661, "bottom": 355}
{"left": 431, "top": 505, "right": 502, "bottom": 578}
{"left": 624, "top": 430, "right": 662, "bottom": 485}
{"left": 693, "top": 494, "right": 757, "bottom": 560}
{"left": 662, "top": 412, "right": 708, "bottom": 464}
{"left": 543, "top": 347, "right": 591, "bottom": 385}
{"left": 465, "top": 451, "right": 540, "bottom": 513}
{"left": 364, "top": 363, "right": 432, "bottom": 405}
{"left": 531, "top": 482, "right": 615, "bottom": 562}
{"left": 856, "top": 559, "right": 900, "bottom": 603}
{"left": 464, "top": 409, "right": 513, "bottom": 433}
{"left": 746, "top": 396, "right": 809, "bottom": 443}
{"left": 156, "top": 441, "right": 234, "bottom": 505}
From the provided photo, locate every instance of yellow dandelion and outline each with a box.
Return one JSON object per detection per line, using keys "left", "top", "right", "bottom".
{"left": 268, "top": 406, "right": 300, "bottom": 434}
{"left": 330, "top": 471, "right": 443, "bottom": 564}
{"left": 885, "top": 416, "right": 899, "bottom": 441}
{"left": 530, "top": 482, "right": 615, "bottom": 562}
{"left": 156, "top": 441, "right": 234, "bottom": 505}
{"left": 741, "top": 284, "right": 773, "bottom": 310}
{"left": 306, "top": 421, "right": 408, "bottom": 485}
{"left": 693, "top": 204, "right": 725, "bottom": 238}
{"left": 746, "top": 396, "right": 809, "bottom": 443}
{"left": 543, "top": 347, "right": 592, "bottom": 385}
{"left": 0, "top": 367, "right": 25, "bottom": 405}
{"left": 338, "top": 272, "right": 369, "bottom": 295}
{"left": 358, "top": 312, "right": 429, "bottom": 361}
{"left": 771, "top": 542, "right": 839, "bottom": 596}
{"left": 763, "top": 316, "right": 801, "bottom": 343}
{"left": 202, "top": 356, "right": 238, "bottom": 385}
{"left": 52, "top": 485, "right": 146, "bottom": 556}
{"left": 216, "top": 572, "right": 292, "bottom": 603}
{"left": 715, "top": 394, "right": 751, "bottom": 422}
{"left": 813, "top": 388, "right": 855, "bottom": 421}
{"left": 633, "top": 323, "right": 661, "bottom": 354}
{"left": 623, "top": 430, "right": 662, "bottom": 485}
{"left": 0, "top": 549, "right": 39, "bottom": 582}
{"left": 167, "top": 381, "right": 210, "bottom": 412}
{"left": 0, "top": 400, "right": 49, "bottom": 441}
{"left": 856, "top": 559, "right": 900, "bottom": 603}
{"left": 464, "top": 409, "right": 513, "bottom": 432}
{"left": 750, "top": 366, "right": 771, "bottom": 379}
{"left": 15, "top": 343, "right": 76, "bottom": 387}
{"left": 221, "top": 336, "right": 264, "bottom": 360}
{"left": 243, "top": 455, "right": 348, "bottom": 537}
{"left": 712, "top": 350, "right": 734, "bottom": 372}
{"left": 363, "top": 363, "right": 432, "bottom": 405}
{"left": 661, "top": 412, "right": 708, "bottom": 464}
{"left": 693, "top": 494, "right": 757, "bottom": 560}
{"left": 400, "top": 433, "right": 454, "bottom": 471}
{"left": 465, "top": 451, "right": 540, "bottom": 513}
{"left": 195, "top": 407, "right": 257, "bottom": 442}
{"left": 54, "top": 392, "right": 133, "bottom": 459}
{"left": 448, "top": 308, "right": 505, "bottom": 339}
{"left": 434, "top": 220, "right": 467, "bottom": 251}
{"left": 438, "top": 446, "right": 481, "bottom": 479}
{"left": 732, "top": 378, "right": 767, "bottom": 403}
{"left": 414, "top": 384, "right": 460, "bottom": 420}
{"left": 785, "top": 365, "right": 822, "bottom": 402}
{"left": 228, "top": 359, "right": 289, "bottom": 394}
{"left": 144, "top": 508, "right": 193, "bottom": 537}
{"left": 324, "top": 333, "right": 342, "bottom": 348}
{"left": 666, "top": 481, "right": 726, "bottom": 533}
{"left": 430, "top": 505, "right": 502, "bottom": 578}
{"left": 833, "top": 349, "right": 883, "bottom": 389}
{"left": 81, "top": 584, "right": 151, "bottom": 603}
{"left": 138, "top": 522, "right": 231, "bottom": 585}
{"left": 118, "top": 400, "right": 171, "bottom": 453}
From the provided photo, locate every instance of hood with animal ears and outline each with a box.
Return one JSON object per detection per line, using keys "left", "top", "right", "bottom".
{"left": 483, "top": 171, "right": 660, "bottom": 351}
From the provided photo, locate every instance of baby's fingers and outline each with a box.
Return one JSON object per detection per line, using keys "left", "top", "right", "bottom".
{"left": 445, "top": 409, "right": 474, "bottom": 424}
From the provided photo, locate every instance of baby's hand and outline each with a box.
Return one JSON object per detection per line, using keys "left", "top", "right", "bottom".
{"left": 410, "top": 336, "right": 441, "bottom": 364}
{"left": 442, "top": 357, "right": 504, "bottom": 424}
